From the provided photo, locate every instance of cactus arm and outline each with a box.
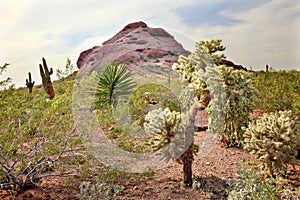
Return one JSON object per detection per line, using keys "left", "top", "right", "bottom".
{"left": 39, "top": 64, "right": 47, "bottom": 92}
{"left": 42, "top": 57, "right": 53, "bottom": 76}
{"left": 49, "top": 67, "right": 53, "bottom": 75}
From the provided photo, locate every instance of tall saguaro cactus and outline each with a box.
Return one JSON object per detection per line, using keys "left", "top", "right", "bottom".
{"left": 39, "top": 58, "right": 55, "bottom": 99}
{"left": 26, "top": 72, "right": 35, "bottom": 93}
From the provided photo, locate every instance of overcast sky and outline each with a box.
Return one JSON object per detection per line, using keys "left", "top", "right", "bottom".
{"left": 1, "top": 0, "right": 299, "bottom": 87}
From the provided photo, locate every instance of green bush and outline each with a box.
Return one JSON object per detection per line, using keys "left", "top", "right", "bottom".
{"left": 56, "top": 58, "right": 76, "bottom": 80}
{"left": 129, "top": 83, "right": 180, "bottom": 122}
{"left": 228, "top": 167, "right": 300, "bottom": 199}
{"left": 0, "top": 63, "right": 14, "bottom": 90}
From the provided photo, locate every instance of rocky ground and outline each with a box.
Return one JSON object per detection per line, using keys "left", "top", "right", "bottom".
{"left": 1, "top": 130, "right": 299, "bottom": 200}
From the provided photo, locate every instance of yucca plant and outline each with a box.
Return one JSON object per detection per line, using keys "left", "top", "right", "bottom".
{"left": 94, "top": 62, "right": 136, "bottom": 108}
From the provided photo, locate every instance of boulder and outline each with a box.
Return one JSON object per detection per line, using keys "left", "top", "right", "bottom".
{"left": 219, "top": 59, "right": 247, "bottom": 71}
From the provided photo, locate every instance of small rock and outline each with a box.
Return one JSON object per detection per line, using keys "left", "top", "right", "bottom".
{"left": 133, "top": 186, "right": 138, "bottom": 190}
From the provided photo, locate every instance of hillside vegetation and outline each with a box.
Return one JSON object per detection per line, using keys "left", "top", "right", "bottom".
{"left": 253, "top": 70, "right": 300, "bottom": 115}
{"left": 0, "top": 44, "right": 299, "bottom": 198}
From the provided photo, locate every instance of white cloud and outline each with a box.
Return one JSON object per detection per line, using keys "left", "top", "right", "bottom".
{"left": 0, "top": 0, "right": 188, "bottom": 87}
{"left": 185, "top": 0, "right": 300, "bottom": 70}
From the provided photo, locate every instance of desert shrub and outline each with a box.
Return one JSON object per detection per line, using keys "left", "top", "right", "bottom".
{"left": 244, "top": 110, "right": 300, "bottom": 176}
{"left": 228, "top": 166, "right": 300, "bottom": 199}
{"left": 56, "top": 58, "right": 76, "bottom": 80}
{"left": 193, "top": 175, "right": 230, "bottom": 199}
{"left": 228, "top": 169, "right": 278, "bottom": 200}
{"left": 0, "top": 63, "right": 14, "bottom": 90}
{"left": 0, "top": 79, "right": 79, "bottom": 192}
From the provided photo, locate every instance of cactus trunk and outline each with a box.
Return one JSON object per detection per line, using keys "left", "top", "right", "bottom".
{"left": 182, "top": 141, "right": 193, "bottom": 187}
{"left": 182, "top": 104, "right": 196, "bottom": 187}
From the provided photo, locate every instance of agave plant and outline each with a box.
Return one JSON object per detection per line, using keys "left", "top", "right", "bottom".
{"left": 95, "top": 62, "right": 136, "bottom": 108}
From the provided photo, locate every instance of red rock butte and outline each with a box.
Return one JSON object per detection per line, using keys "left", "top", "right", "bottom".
{"left": 76, "top": 21, "right": 247, "bottom": 73}
{"left": 76, "top": 21, "right": 190, "bottom": 73}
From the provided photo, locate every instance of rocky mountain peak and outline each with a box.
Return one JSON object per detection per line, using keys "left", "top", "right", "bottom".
{"left": 76, "top": 21, "right": 247, "bottom": 73}
{"left": 120, "top": 21, "right": 147, "bottom": 32}
{"left": 76, "top": 21, "right": 190, "bottom": 73}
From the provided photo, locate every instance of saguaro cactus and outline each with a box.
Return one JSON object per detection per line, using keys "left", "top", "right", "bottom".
{"left": 26, "top": 72, "right": 35, "bottom": 93}
{"left": 39, "top": 58, "right": 55, "bottom": 99}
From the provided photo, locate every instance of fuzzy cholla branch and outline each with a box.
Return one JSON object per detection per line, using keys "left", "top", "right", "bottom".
{"left": 172, "top": 55, "right": 210, "bottom": 108}
{"left": 198, "top": 39, "right": 226, "bottom": 65}
{"left": 144, "top": 107, "right": 185, "bottom": 162}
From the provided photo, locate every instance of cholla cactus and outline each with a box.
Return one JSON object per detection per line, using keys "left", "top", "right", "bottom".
{"left": 218, "top": 66, "right": 258, "bottom": 146}
{"left": 169, "top": 41, "right": 226, "bottom": 186}
{"left": 172, "top": 41, "right": 227, "bottom": 135}
{"left": 173, "top": 40, "right": 258, "bottom": 148}
{"left": 144, "top": 107, "right": 185, "bottom": 162}
{"left": 172, "top": 49, "right": 211, "bottom": 109}
{"left": 244, "top": 110, "right": 300, "bottom": 176}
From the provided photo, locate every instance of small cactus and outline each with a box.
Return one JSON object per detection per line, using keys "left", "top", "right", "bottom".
{"left": 26, "top": 72, "right": 35, "bottom": 93}
{"left": 39, "top": 57, "right": 55, "bottom": 99}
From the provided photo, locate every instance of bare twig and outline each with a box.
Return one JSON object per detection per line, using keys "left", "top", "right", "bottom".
{"left": 0, "top": 126, "right": 79, "bottom": 192}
